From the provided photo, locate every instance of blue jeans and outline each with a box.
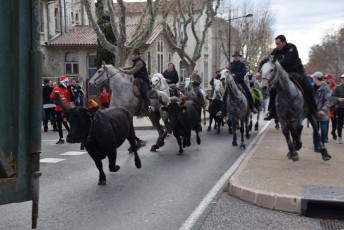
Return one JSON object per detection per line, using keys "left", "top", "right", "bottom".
{"left": 313, "top": 121, "right": 328, "bottom": 149}
{"left": 193, "top": 86, "right": 204, "bottom": 106}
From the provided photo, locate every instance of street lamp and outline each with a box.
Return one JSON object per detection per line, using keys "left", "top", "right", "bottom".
{"left": 228, "top": 12, "right": 253, "bottom": 62}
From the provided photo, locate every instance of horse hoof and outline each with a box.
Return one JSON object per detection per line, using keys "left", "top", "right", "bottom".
{"left": 150, "top": 145, "right": 158, "bottom": 152}
{"left": 246, "top": 134, "right": 250, "bottom": 139}
{"left": 158, "top": 140, "right": 165, "bottom": 147}
{"left": 292, "top": 156, "right": 299, "bottom": 161}
{"left": 240, "top": 144, "right": 245, "bottom": 149}
{"left": 178, "top": 150, "right": 183, "bottom": 155}
{"left": 255, "top": 125, "right": 259, "bottom": 131}
{"left": 135, "top": 159, "right": 142, "bottom": 168}
{"left": 109, "top": 165, "right": 120, "bottom": 172}
{"left": 232, "top": 142, "right": 238, "bottom": 146}
{"left": 295, "top": 142, "right": 302, "bottom": 151}
{"left": 321, "top": 149, "right": 331, "bottom": 161}
{"left": 98, "top": 180, "right": 106, "bottom": 185}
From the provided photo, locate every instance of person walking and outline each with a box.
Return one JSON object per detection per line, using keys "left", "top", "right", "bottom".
{"left": 119, "top": 49, "right": 155, "bottom": 113}
{"left": 50, "top": 75, "right": 73, "bottom": 144}
{"left": 331, "top": 74, "right": 344, "bottom": 144}
{"left": 162, "top": 63, "right": 181, "bottom": 97}
{"left": 42, "top": 78, "right": 57, "bottom": 132}
{"left": 99, "top": 87, "right": 111, "bottom": 109}
{"left": 325, "top": 74, "right": 337, "bottom": 140}
{"left": 262, "top": 35, "right": 318, "bottom": 120}
{"left": 311, "top": 72, "right": 331, "bottom": 152}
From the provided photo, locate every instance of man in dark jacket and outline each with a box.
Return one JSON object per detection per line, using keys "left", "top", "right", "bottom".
{"left": 42, "top": 78, "right": 57, "bottom": 132}
{"left": 119, "top": 49, "right": 155, "bottom": 113}
{"left": 162, "top": 63, "right": 180, "bottom": 97}
{"left": 229, "top": 51, "right": 257, "bottom": 113}
{"left": 263, "top": 34, "right": 318, "bottom": 120}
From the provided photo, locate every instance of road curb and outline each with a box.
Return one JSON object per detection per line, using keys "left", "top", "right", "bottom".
{"left": 179, "top": 121, "right": 271, "bottom": 230}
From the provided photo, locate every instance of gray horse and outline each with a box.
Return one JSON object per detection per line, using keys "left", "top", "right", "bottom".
{"left": 260, "top": 57, "right": 331, "bottom": 161}
{"left": 220, "top": 69, "right": 250, "bottom": 148}
{"left": 89, "top": 62, "right": 170, "bottom": 151}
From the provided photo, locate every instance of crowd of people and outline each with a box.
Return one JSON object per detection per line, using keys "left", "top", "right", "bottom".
{"left": 43, "top": 35, "right": 344, "bottom": 149}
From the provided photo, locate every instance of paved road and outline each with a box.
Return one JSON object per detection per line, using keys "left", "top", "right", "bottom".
{"left": 0, "top": 123, "right": 262, "bottom": 230}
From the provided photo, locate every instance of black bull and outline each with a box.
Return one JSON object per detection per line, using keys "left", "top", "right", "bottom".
{"left": 56, "top": 95, "right": 142, "bottom": 185}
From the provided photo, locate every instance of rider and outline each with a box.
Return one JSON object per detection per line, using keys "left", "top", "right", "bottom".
{"left": 191, "top": 70, "right": 205, "bottom": 107}
{"left": 119, "top": 48, "right": 155, "bottom": 113}
{"left": 162, "top": 63, "right": 181, "bottom": 97}
{"left": 209, "top": 70, "right": 221, "bottom": 98}
{"left": 262, "top": 34, "right": 318, "bottom": 120}
{"left": 229, "top": 51, "right": 258, "bottom": 114}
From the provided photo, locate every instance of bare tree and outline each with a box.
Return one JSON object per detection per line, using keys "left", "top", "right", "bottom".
{"left": 305, "top": 25, "right": 344, "bottom": 78}
{"left": 217, "top": 0, "right": 275, "bottom": 70}
{"left": 161, "top": 0, "right": 221, "bottom": 74}
{"left": 82, "top": 0, "right": 160, "bottom": 67}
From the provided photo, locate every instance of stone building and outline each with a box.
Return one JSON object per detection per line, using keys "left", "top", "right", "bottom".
{"left": 40, "top": 0, "right": 229, "bottom": 93}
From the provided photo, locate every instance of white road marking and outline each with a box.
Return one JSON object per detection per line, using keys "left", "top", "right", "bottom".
{"left": 60, "top": 151, "right": 86, "bottom": 156}
{"left": 180, "top": 121, "right": 271, "bottom": 230}
{"left": 40, "top": 158, "right": 66, "bottom": 163}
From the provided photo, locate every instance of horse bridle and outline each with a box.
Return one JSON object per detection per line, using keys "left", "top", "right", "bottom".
{"left": 223, "top": 72, "right": 242, "bottom": 99}
{"left": 92, "top": 67, "right": 119, "bottom": 87}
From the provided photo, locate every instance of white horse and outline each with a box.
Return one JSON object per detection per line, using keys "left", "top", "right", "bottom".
{"left": 89, "top": 62, "right": 170, "bottom": 151}
{"left": 151, "top": 73, "right": 170, "bottom": 96}
{"left": 220, "top": 69, "right": 250, "bottom": 148}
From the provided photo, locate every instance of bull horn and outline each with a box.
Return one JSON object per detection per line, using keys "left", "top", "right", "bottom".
{"left": 54, "top": 92, "right": 71, "bottom": 111}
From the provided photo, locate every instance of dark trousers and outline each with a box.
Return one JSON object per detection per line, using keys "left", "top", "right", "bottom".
{"left": 337, "top": 108, "right": 344, "bottom": 138}
{"left": 140, "top": 80, "right": 151, "bottom": 107}
{"left": 313, "top": 121, "right": 328, "bottom": 149}
{"left": 55, "top": 111, "right": 70, "bottom": 139}
{"left": 43, "top": 107, "right": 56, "bottom": 128}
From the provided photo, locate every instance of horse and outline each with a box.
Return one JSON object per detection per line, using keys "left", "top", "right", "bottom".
{"left": 151, "top": 73, "right": 170, "bottom": 97}
{"left": 89, "top": 62, "right": 170, "bottom": 152}
{"left": 260, "top": 57, "right": 331, "bottom": 161}
{"left": 220, "top": 69, "right": 250, "bottom": 148}
{"left": 207, "top": 79, "right": 225, "bottom": 133}
{"left": 184, "top": 78, "right": 209, "bottom": 125}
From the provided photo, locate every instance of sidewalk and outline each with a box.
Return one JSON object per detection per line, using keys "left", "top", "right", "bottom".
{"left": 227, "top": 121, "right": 344, "bottom": 215}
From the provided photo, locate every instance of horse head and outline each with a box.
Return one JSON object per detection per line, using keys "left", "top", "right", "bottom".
{"left": 89, "top": 61, "right": 120, "bottom": 88}
{"left": 213, "top": 79, "right": 224, "bottom": 99}
{"left": 151, "top": 73, "right": 163, "bottom": 89}
{"left": 220, "top": 68, "right": 234, "bottom": 84}
{"left": 259, "top": 56, "right": 278, "bottom": 93}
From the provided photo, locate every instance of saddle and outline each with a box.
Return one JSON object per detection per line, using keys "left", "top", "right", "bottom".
{"left": 132, "top": 78, "right": 159, "bottom": 115}
{"left": 289, "top": 72, "right": 306, "bottom": 96}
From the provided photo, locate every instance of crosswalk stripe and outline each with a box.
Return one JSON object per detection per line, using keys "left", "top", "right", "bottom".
{"left": 40, "top": 158, "right": 65, "bottom": 163}
{"left": 60, "top": 151, "right": 87, "bottom": 156}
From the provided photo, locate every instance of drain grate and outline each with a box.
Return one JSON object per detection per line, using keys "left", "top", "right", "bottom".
{"left": 319, "top": 219, "right": 344, "bottom": 230}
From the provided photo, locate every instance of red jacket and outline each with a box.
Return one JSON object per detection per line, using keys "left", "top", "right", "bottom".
{"left": 50, "top": 86, "right": 72, "bottom": 111}
{"left": 99, "top": 92, "right": 110, "bottom": 106}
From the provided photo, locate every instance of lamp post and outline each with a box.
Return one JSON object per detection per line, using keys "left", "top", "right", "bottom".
{"left": 228, "top": 12, "right": 253, "bottom": 62}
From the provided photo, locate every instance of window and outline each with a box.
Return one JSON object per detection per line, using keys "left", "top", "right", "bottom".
{"left": 88, "top": 54, "right": 99, "bottom": 95}
{"left": 71, "top": 12, "right": 74, "bottom": 25}
{"left": 40, "top": 3, "right": 44, "bottom": 32}
{"left": 54, "top": 8, "right": 60, "bottom": 31}
{"left": 65, "top": 53, "right": 79, "bottom": 74}
{"left": 147, "top": 52, "right": 151, "bottom": 75}
{"left": 157, "top": 41, "right": 164, "bottom": 73}
{"left": 75, "top": 13, "right": 79, "bottom": 25}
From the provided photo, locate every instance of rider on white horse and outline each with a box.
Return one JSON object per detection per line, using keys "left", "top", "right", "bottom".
{"left": 162, "top": 63, "right": 181, "bottom": 97}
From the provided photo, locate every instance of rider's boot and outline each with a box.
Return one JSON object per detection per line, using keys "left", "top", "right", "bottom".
{"left": 264, "top": 106, "right": 277, "bottom": 121}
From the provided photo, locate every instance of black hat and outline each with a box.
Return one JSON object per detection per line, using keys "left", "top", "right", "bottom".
{"left": 132, "top": 48, "right": 141, "bottom": 55}
{"left": 232, "top": 51, "right": 242, "bottom": 57}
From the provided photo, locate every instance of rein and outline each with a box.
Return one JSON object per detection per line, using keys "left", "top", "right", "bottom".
{"left": 92, "top": 68, "right": 118, "bottom": 87}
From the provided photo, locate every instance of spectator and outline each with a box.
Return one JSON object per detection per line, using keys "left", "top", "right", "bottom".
{"left": 42, "top": 78, "right": 57, "bottom": 132}
{"left": 311, "top": 72, "right": 331, "bottom": 152}
{"left": 99, "top": 87, "right": 111, "bottom": 109}
{"left": 50, "top": 75, "right": 73, "bottom": 144}
{"left": 71, "top": 80, "right": 85, "bottom": 107}
{"left": 331, "top": 74, "right": 344, "bottom": 144}
{"left": 324, "top": 74, "right": 337, "bottom": 140}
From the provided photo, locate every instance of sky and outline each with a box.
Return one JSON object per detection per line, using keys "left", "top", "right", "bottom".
{"left": 263, "top": 0, "right": 344, "bottom": 63}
